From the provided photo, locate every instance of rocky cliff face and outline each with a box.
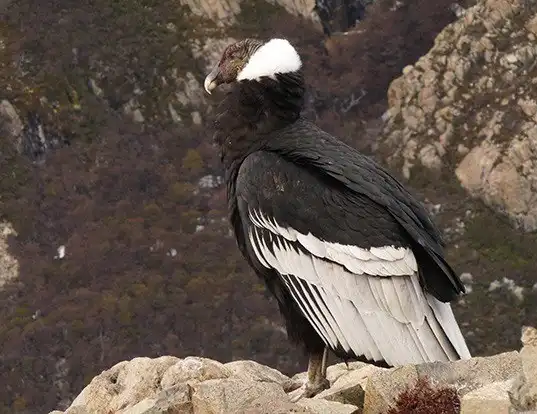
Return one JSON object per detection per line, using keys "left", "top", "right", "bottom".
{"left": 379, "top": 0, "right": 537, "bottom": 232}
{"left": 49, "top": 327, "right": 537, "bottom": 414}
{"left": 178, "top": 0, "right": 372, "bottom": 34}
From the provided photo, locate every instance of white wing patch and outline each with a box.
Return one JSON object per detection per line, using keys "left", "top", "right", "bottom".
{"left": 249, "top": 208, "right": 418, "bottom": 276}
{"left": 247, "top": 209, "right": 471, "bottom": 366}
{"left": 237, "top": 38, "right": 302, "bottom": 81}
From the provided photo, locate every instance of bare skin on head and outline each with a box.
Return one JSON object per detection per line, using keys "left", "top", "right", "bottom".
{"left": 204, "top": 38, "right": 302, "bottom": 93}
{"left": 203, "top": 38, "right": 263, "bottom": 94}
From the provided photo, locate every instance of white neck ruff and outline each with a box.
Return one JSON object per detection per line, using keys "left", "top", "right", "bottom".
{"left": 237, "top": 38, "right": 302, "bottom": 81}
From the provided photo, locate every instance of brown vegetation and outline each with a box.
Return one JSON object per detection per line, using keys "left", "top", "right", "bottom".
{"left": 388, "top": 377, "right": 461, "bottom": 414}
{"left": 0, "top": 0, "right": 483, "bottom": 412}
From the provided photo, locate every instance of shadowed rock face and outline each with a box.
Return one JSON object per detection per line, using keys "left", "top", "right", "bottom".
{"left": 48, "top": 328, "right": 537, "bottom": 414}
{"left": 379, "top": 0, "right": 537, "bottom": 232}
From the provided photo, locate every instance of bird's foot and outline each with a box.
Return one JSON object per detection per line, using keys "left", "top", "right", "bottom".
{"left": 288, "top": 346, "right": 330, "bottom": 402}
{"left": 289, "top": 378, "right": 330, "bottom": 402}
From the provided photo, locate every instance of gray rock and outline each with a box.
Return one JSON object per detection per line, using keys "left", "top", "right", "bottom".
{"left": 460, "top": 380, "right": 514, "bottom": 414}
{"left": 238, "top": 396, "right": 313, "bottom": 414}
{"left": 88, "top": 79, "right": 104, "bottom": 97}
{"left": 455, "top": 141, "right": 501, "bottom": 196}
{"left": 191, "top": 111, "right": 202, "bottom": 125}
{"left": 121, "top": 383, "right": 192, "bottom": 414}
{"left": 64, "top": 407, "right": 91, "bottom": 414}
{"left": 174, "top": 72, "right": 206, "bottom": 108}
{"left": 191, "top": 378, "right": 288, "bottom": 413}
{"left": 48, "top": 344, "right": 537, "bottom": 414}
{"left": 123, "top": 99, "right": 145, "bottom": 123}
{"left": 224, "top": 360, "right": 290, "bottom": 386}
{"left": 363, "top": 352, "right": 522, "bottom": 414}
{"left": 510, "top": 327, "right": 537, "bottom": 411}
{"left": 315, "top": 364, "right": 385, "bottom": 407}
{"left": 0, "top": 100, "right": 24, "bottom": 153}
{"left": 416, "top": 351, "right": 522, "bottom": 392}
{"left": 161, "top": 356, "right": 231, "bottom": 388}
{"left": 0, "top": 221, "right": 19, "bottom": 290}
{"left": 290, "top": 361, "right": 370, "bottom": 388}
{"left": 68, "top": 356, "right": 179, "bottom": 414}
{"left": 363, "top": 365, "right": 419, "bottom": 414}
{"left": 179, "top": 0, "right": 241, "bottom": 26}
{"left": 297, "top": 398, "right": 360, "bottom": 414}
{"left": 179, "top": 0, "right": 320, "bottom": 28}
{"left": 168, "top": 103, "right": 182, "bottom": 123}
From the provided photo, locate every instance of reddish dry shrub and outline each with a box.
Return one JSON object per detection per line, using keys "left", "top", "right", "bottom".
{"left": 387, "top": 377, "right": 461, "bottom": 414}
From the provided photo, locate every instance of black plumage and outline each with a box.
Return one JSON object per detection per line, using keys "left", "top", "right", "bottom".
{"left": 205, "top": 38, "right": 470, "bottom": 398}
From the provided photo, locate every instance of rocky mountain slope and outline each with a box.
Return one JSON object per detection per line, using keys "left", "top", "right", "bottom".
{"left": 380, "top": 0, "right": 537, "bottom": 232}
{"left": 49, "top": 327, "right": 537, "bottom": 414}
{"left": 2, "top": 0, "right": 537, "bottom": 412}
{"left": 375, "top": 0, "right": 537, "bottom": 373}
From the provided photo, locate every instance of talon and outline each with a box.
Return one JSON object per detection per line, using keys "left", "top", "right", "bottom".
{"left": 289, "top": 378, "right": 330, "bottom": 402}
{"left": 288, "top": 347, "right": 331, "bottom": 402}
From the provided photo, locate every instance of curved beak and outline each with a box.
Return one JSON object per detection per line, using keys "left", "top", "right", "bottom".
{"left": 204, "top": 66, "right": 220, "bottom": 95}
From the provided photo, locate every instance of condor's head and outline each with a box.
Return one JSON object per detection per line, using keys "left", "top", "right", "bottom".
{"left": 203, "top": 38, "right": 304, "bottom": 95}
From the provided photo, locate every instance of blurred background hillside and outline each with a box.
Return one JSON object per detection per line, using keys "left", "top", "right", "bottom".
{"left": 1, "top": 0, "right": 537, "bottom": 412}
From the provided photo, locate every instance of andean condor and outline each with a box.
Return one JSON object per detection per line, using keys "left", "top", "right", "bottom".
{"left": 204, "top": 38, "right": 471, "bottom": 399}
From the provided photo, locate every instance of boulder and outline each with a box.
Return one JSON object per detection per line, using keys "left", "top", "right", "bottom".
{"left": 509, "top": 326, "right": 537, "bottom": 411}
{"left": 191, "top": 378, "right": 288, "bottom": 413}
{"left": 363, "top": 351, "right": 522, "bottom": 414}
{"left": 461, "top": 380, "right": 514, "bottom": 414}
{"left": 68, "top": 357, "right": 179, "bottom": 414}
{"left": 50, "top": 335, "right": 537, "bottom": 414}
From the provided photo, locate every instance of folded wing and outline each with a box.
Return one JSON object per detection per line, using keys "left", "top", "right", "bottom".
{"left": 235, "top": 150, "right": 471, "bottom": 366}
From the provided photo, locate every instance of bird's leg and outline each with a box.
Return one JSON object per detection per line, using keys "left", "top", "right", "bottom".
{"left": 290, "top": 347, "right": 330, "bottom": 402}
{"left": 319, "top": 346, "right": 328, "bottom": 380}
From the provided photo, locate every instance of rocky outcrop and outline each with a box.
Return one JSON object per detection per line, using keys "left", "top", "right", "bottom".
{"left": 178, "top": 0, "right": 372, "bottom": 34}
{"left": 510, "top": 326, "right": 537, "bottom": 411}
{"left": 179, "top": 0, "right": 320, "bottom": 28}
{"left": 49, "top": 327, "right": 537, "bottom": 414}
{"left": 179, "top": 0, "right": 242, "bottom": 25}
{"left": 379, "top": 0, "right": 537, "bottom": 232}
{"left": 0, "top": 100, "right": 23, "bottom": 153}
{"left": 0, "top": 221, "right": 18, "bottom": 289}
